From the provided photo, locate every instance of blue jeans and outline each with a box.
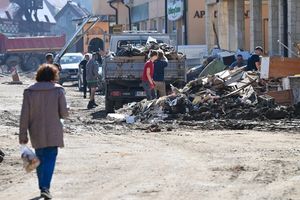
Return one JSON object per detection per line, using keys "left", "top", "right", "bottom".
{"left": 35, "top": 147, "right": 58, "bottom": 191}
{"left": 142, "top": 81, "right": 156, "bottom": 100}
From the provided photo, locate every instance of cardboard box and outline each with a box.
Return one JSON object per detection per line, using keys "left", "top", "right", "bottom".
{"left": 266, "top": 90, "right": 293, "bottom": 106}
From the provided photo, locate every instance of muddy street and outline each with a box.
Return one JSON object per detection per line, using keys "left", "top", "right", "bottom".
{"left": 1, "top": 76, "right": 300, "bottom": 200}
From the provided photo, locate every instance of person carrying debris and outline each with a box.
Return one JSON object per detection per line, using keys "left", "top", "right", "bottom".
{"left": 229, "top": 54, "right": 246, "bottom": 70}
{"left": 86, "top": 52, "right": 99, "bottom": 109}
{"left": 142, "top": 50, "right": 158, "bottom": 100}
{"left": 153, "top": 50, "right": 168, "bottom": 97}
{"left": 19, "top": 64, "right": 69, "bottom": 199}
{"left": 79, "top": 53, "right": 91, "bottom": 99}
{"left": 246, "top": 46, "right": 263, "bottom": 71}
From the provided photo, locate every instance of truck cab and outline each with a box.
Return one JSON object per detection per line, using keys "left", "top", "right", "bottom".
{"left": 104, "top": 32, "right": 186, "bottom": 113}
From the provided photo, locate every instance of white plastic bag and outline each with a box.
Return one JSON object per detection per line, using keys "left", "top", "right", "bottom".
{"left": 20, "top": 145, "right": 40, "bottom": 173}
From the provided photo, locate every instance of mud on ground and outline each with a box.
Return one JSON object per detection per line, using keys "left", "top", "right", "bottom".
{"left": 1, "top": 75, "right": 300, "bottom": 200}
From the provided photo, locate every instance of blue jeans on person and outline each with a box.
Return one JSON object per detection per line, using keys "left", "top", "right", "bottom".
{"left": 35, "top": 147, "right": 58, "bottom": 191}
{"left": 142, "top": 81, "right": 156, "bottom": 100}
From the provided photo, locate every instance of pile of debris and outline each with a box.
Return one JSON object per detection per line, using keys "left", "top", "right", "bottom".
{"left": 117, "top": 68, "right": 300, "bottom": 122}
{"left": 115, "top": 41, "right": 185, "bottom": 61}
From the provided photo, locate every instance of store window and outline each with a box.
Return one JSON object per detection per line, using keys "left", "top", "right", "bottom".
{"left": 159, "top": 17, "right": 165, "bottom": 33}
{"left": 140, "top": 21, "right": 148, "bottom": 30}
{"left": 150, "top": 19, "right": 157, "bottom": 31}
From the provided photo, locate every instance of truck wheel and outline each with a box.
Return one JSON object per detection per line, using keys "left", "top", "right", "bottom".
{"left": 105, "top": 99, "right": 115, "bottom": 113}
{"left": 23, "top": 56, "right": 41, "bottom": 71}
{"left": 5, "top": 56, "right": 21, "bottom": 69}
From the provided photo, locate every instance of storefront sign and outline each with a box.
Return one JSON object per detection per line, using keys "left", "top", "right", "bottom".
{"left": 167, "top": 0, "right": 184, "bottom": 21}
{"left": 193, "top": 10, "right": 250, "bottom": 19}
{"left": 194, "top": 10, "right": 206, "bottom": 18}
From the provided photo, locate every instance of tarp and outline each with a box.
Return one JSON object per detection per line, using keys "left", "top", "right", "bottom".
{"left": 198, "top": 59, "right": 227, "bottom": 78}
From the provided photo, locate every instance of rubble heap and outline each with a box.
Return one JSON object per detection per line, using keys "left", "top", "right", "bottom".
{"left": 117, "top": 68, "right": 300, "bottom": 122}
{"left": 115, "top": 42, "right": 185, "bottom": 61}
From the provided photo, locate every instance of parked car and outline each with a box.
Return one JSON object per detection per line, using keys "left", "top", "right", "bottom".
{"left": 59, "top": 53, "right": 83, "bottom": 85}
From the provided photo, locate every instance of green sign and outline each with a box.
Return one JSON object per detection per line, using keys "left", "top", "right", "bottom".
{"left": 167, "top": 0, "right": 184, "bottom": 21}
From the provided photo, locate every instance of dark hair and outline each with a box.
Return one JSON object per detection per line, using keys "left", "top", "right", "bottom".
{"left": 36, "top": 64, "right": 59, "bottom": 82}
{"left": 157, "top": 50, "right": 164, "bottom": 60}
{"left": 255, "top": 46, "right": 263, "bottom": 52}
{"left": 237, "top": 54, "right": 243, "bottom": 58}
{"left": 45, "top": 53, "right": 54, "bottom": 60}
{"left": 149, "top": 50, "right": 158, "bottom": 58}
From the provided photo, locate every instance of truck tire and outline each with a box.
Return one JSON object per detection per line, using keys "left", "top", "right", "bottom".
{"left": 105, "top": 99, "right": 115, "bottom": 113}
{"left": 5, "top": 56, "right": 21, "bottom": 69}
{"left": 23, "top": 56, "right": 40, "bottom": 71}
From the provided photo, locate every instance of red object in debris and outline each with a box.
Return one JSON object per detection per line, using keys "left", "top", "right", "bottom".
{"left": 110, "top": 91, "right": 122, "bottom": 97}
{"left": 0, "top": 33, "right": 65, "bottom": 53}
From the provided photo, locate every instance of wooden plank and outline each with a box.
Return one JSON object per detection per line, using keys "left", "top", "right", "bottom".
{"left": 266, "top": 90, "right": 293, "bottom": 106}
{"left": 268, "top": 57, "right": 300, "bottom": 78}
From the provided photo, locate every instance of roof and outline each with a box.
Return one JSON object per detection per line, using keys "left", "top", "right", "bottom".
{"left": 55, "top": 1, "right": 90, "bottom": 20}
{"left": 44, "top": 0, "right": 59, "bottom": 17}
{"left": 0, "top": 1, "right": 56, "bottom": 24}
{"left": 46, "top": 0, "right": 68, "bottom": 9}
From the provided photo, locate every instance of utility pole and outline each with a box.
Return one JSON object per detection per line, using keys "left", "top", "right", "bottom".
{"left": 183, "top": 0, "right": 188, "bottom": 45}
{"left": 165, "top": 0, "right": 168, "bottom": 33}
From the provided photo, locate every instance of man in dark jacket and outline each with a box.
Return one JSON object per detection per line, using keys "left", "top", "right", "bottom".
{"left": 246, "top": 46, "right": 263, "bottom": 71}
{"left": 153, "top": 50, "right": 168, "bottom": 97}
{"left": 79, "top": 54, "right": 90, "bottom": 98}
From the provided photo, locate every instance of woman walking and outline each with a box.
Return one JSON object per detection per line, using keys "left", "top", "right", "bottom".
{"left": 19, "top": 64, "right": 69, "bottom": 199}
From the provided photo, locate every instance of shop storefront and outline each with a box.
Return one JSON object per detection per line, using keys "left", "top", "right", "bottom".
{"left": 166, "top": 0, "right": 206, "bottom": 45}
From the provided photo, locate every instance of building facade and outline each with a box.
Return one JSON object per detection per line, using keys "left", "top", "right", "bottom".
{"left": 53, "top": 1, "right": 90, "bottom": 51}
{"left": 89, "top": 0, "right": 300, "bottom": 57}
{"left": 91, "top": 0, "right": 207, "bottom": 46}
{"left": 205, "top": 0, "right": 300, "bottom": 57}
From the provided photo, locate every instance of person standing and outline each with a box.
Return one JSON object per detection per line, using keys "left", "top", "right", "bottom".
{"left": 142, "top": 50, "right": 158, "bottom": 100}
{"left": 79, "top": 53, "right": 90, "bottom": 99}
{"left": 86, "top": 53, "right": 99, "bottom": 109}
{"left": 45, "top": 53, "right": 54, "bottom": 64}
{"left": 45, "top": 53, "right": 61, "bottom": 72}
{"left": 229, "top": 54, "right": 246, "bottom": 70}
{"left": 19, "top": 64, "right": 69, "bottom": 199}
{"left": 153, "top": 50, "right": 168, "bottom": 97}
{"left": 246, "top": 46, "right": 263, "bottom": 71}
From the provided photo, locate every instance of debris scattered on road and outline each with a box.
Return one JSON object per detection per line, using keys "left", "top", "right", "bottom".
{"left": 0, "top": 149, "right": 4, "bottom": 163}
{"left": 116, "top": 68, "right": 300, "bottom": 123}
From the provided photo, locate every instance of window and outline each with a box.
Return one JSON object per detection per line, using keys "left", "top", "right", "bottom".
{"left": 140, "top": 21, "right": 148, "bottom": 30}
{"left": 150, "top": 19, "right": 157, "bottom": 31}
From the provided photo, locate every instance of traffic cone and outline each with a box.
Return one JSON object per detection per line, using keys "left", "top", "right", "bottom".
{"left": 11, "top": 67, "right": 22, "bottom": 84}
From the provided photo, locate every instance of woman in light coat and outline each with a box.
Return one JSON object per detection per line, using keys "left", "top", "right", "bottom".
{"left": 19, "top": 64, "right": 69, "bottom": 199}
